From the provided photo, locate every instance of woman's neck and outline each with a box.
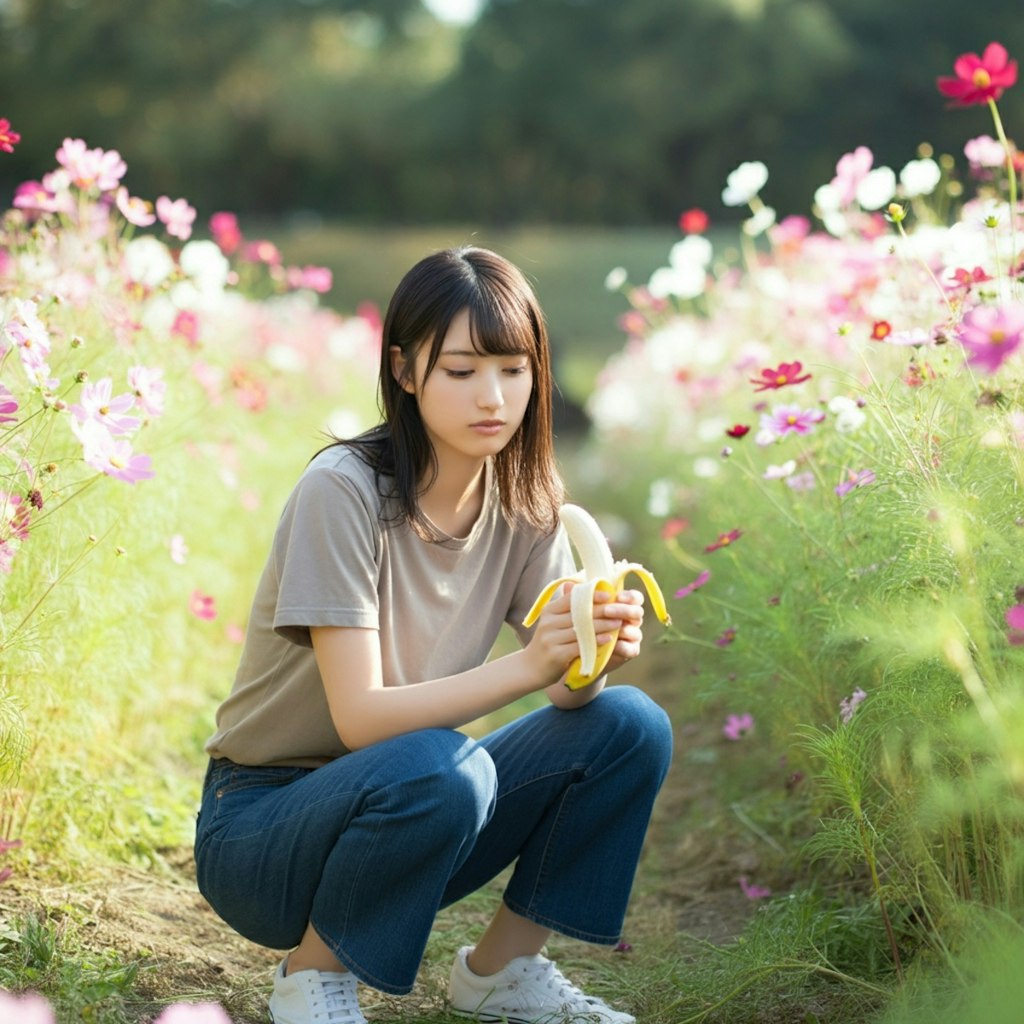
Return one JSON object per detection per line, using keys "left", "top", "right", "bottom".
{"left": 417, "top": 459, "right": 487, "bottom": 539}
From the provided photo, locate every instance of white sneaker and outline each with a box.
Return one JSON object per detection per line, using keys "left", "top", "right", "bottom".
{"left": 268, "top": 959, "right": 368, "bottom": 1024}
{"left": 448, "top": 945, "right": 636, "bottom": 1023}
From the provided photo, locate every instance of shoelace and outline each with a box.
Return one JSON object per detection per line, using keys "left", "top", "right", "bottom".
{"left": 519, "top": 958, "right": 608, "bottom": 1009}
{"left": 314, "top": 974, "right": 364, "bottom": 1024}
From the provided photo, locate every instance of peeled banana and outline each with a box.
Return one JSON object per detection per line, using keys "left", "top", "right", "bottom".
{"left": 523, "top": 504, "right": 671, "bottom": 689}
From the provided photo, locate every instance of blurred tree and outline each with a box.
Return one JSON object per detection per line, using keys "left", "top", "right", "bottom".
{"left": 0, "top": 0, "right": 1022, "bottom": 223}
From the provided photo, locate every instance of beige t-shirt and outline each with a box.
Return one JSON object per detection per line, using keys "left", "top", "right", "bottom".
{"left": 204, "top": 445, "right": 574, "bottom": 767}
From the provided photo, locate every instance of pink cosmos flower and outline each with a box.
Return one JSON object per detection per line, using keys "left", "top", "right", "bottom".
{"left": 0, "top": 118, "right": 21, "bottom": 154}
{"left": 704, "top": 529, "right": 742, "bottom": 553}
{"left": 840, "top": 688, "right": 868, "bottom": 723}
{"left": 190, "top": 590, "right": 218, "bottom": 621}
{"left": 0, "top": 991, "right": 53, "bottom": 1023}
{"left": 55, "top": 137, "right": 127, "bottom": 192}
{"left": 739, "top": 876, "right": 772, "bottom": 900}
{"left": 937, "top": 42, "right": 1018, "bottom": 106}
{"left": 286, "top": 265, "right": 333, "bottom": 294}
{"left": 115, "top": 187, "right": 156, "bottom": 227}
{"left": 172, "top": 310, "right": 201, "bottom": 347}
{"left": 785, "top": 472, "right": 816, "bottom": 491}
{"left": 4, "top": 298, "right": 54, "bottom": 382}
{"left": 225, "top": 623, "right": 246, "bottom": 644}
{"left": 156, "top": 196, "right": 197, "bottom": 241}
{"left": 675, "top": 569, "right": 710, "bottom": 600}
{"left": 1007, "top": 605, "right": 1024, "bottom": 646}
{"left": 661, "top": 517, "right": 688, "bottom": 540}
{"left": 0, "top": 383, "right": 18, "bottom": 423}
{"left": 761, "top": 404, "right": 825, "bottom": 438}
{"left": 831, "top": 146, "right": 874, "bottom": 206}
{"left": 243, "top": 239, "right": 282, "bottom": 266}
{"left": 154, "top": 1003, "right": 232, "bottom": 1024}
{"left": 835, "top": 469, "right": 876, "bottom": 497}
{"left": 723, "top": 712, "right": 754, "bottom": 740}
{"left": 128, "top": 365, "right": 166, "bottom": 417}
{"left": 956, "top": 303, "right": 1024, "bottom": 372}
{"left": 768, "top": 214, "right": 811, "bottom": 250}
{"left": 70, "top": 378, "right": 140, "bottom": 435}
{"left": 209, "top": 211, "right": 243, "bottom": 254}
{"left": 964, "top": 134, "right": 1008, "bottom": 169}
{"left": 13, "top": 170, "right": 75, "bottom": 216}
{"left": 71, "top": 419, "right": 154, "bottom": 484}
{"left": 0, "top": 540, "right": 16, "bottom": 574}
{"left": 749, "top": 360, "right": 812, "bottom": 392}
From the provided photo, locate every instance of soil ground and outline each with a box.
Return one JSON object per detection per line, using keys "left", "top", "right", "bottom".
{"left": 0, "top": 644, "right": 774, "bottom": 1022}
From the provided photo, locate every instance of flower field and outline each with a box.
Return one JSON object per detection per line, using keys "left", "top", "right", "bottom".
{"left": 2, "top": 39, "right": 1024, "bottom": 1024}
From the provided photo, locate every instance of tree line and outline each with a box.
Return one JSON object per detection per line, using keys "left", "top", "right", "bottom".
{"left": 1, "top": 0, "right": 1022, "bottom": 225}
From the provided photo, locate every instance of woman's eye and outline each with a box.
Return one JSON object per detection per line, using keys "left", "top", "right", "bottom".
{"left": 445, "top": 369, "right": 473, "bottom": 379}
{"left": 504, "top": 365, "right": 529, "bottom": 376}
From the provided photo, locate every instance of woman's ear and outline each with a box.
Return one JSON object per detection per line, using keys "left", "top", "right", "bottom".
{"left": 389, "top": 345, "right": 415, "bottom": 394}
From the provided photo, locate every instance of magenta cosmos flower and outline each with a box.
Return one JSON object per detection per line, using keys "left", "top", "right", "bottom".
{"left": 937, "top": 43, "right": 1018, "bottom": 106}
{"left": 749, "top": 360, "right": 812, "bottom": 392}
{"left": 704, "top": 529, "right": 742, "bottom": 553}
{"left": 1007, "top": 605, "right": 1024, "bottom": 645}
{"left": 956, "top": 303, "right": 1024, "bottom": 372}
{"left": 0, "top": 118, "right": 21, "bottom": 154}
{"left": 675, "top": 569, "right": 710, "bottom": 599}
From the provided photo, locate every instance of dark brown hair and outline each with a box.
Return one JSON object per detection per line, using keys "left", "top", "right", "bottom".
{"left": 327, "top": 246, "right": 563, "bottom": 536}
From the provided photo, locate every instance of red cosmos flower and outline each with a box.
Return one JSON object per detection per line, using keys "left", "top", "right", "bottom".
{"left": 660, "top": 517, "right": 689, "bottom": 540}
{"left": 937, "top": 42, "right": 1018, "bottom": 106}
{"left": 679, "top": 208, "right": 709, "bottom": 234}
{"left": 0, "top": 118, "right": 20, "bottom": 154}
{"left": 725, "top": 424, "right": 750, "bottom": 438}
{"left": 871, "top": 320, "right": 892, "bottom": 341}
{"left": 749, "top": 361, "right": 812, "bottom": 392}
{"left": 704, "top": 529, "right": 742, "bottom": 553}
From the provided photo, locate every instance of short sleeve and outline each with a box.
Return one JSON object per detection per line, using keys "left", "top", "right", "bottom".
{"left": 272, "top": 465, "right": 381, "bottom": 646}
{"left": 506, "top": 523, "right": 576, "bottom": 646}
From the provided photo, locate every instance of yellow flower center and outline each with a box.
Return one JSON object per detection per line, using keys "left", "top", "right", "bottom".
{"left": 973, "top": 68, "right": 992, "bottom": 88}
{"left": 109, "top": 455, "right": 125, "bottom": 469}
{"left": 99, "top": 405, "right": 110, "bottom": 415}
{"left": 786, "top": 415, "right": 798, "bottom": 425}
{"left": 775, "top": 374, "right": 787, "bottom": 384}
{"left": 990, "top": 329, "right": 1006, "bottom": 345}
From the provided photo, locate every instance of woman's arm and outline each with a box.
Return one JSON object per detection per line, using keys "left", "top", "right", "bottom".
{"left": 313, "top": 586, "right": 645, "bottom": 749}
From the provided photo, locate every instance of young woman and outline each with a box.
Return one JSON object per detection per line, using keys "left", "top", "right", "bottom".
{"left": 194, "top": 246, "right": 673, "bottom": 1024}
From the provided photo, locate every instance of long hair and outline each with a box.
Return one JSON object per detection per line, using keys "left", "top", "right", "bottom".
{"left": 328, "top": 246, "right": 563, "bottom": 536}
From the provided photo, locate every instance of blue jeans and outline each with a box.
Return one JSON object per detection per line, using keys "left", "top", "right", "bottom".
{"left": 193, "top": 685, "right": 672, "bottom": 995}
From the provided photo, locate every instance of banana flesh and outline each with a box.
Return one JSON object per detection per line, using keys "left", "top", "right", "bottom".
{"left": 523, "top": 504, "right": 671, "bottom": 689}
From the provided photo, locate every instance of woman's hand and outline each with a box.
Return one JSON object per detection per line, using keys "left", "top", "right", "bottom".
{"left": 594, "top": 587, "right": 645, "bottom": 675}
{"left": 523, "top": 582, "right": 585, "bottom": 686}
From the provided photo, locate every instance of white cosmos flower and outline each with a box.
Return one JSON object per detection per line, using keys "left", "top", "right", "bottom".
{"left": 743, "top": 205, "right": 777, "bottom": 236}
{"left": 899, "top": 158, "right": 941, "bottom": 198}
{"left": 179, "top": 240, "right": 230, "bottom": 291}
{"left": 722, "top": 161, "right": 769, "bottom": 206}
{"left": 856, "top": 166, "right": 896, "bottom": 210}
{"left": 604, "top": 266, "right": 628, "bottom": 291}
{"left": 669, "top": 234, "right": 713, "bottom": 269}
{"left": 124, "top": 236, "right": 174, "bottom": 287}
{"left": 648, "top": 262, "right": 706, "bottom": 300}
{"left": 828, "top": 395, "right": 866, "bottom": 433}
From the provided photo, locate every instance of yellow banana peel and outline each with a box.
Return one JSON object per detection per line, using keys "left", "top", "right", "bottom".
{"left": 523, "top": 504, "right": 671, "bottom": 689}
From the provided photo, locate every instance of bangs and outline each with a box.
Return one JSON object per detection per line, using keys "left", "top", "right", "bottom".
{"left": 465, "top": 286, "right": 541, "bottom": 359}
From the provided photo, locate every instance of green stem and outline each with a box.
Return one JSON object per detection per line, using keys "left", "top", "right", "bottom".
{"left": 988, "top": 97, "right": 1020, "bottom": 298}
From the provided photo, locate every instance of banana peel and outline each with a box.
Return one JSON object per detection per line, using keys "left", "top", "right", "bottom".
{"left": 523, "top": 504, "right": 671, "bottom": 689}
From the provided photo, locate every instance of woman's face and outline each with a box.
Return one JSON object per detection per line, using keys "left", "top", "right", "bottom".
{"left": 392, "top": 307, "right": 534, "bottom": 469}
